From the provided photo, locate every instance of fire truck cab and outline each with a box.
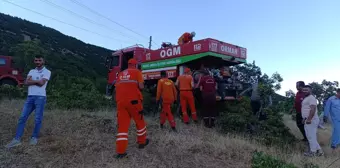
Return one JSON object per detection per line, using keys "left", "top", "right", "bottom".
{"left": 0, "top": 55, "right": 24, "bottom": 87}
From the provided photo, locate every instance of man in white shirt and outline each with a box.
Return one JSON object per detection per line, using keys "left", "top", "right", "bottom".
{"left": 5, "top": 55, "right": 51, "bottom": 148}
{"left": 301, "top": 85, "right": 323, "bottom": 157}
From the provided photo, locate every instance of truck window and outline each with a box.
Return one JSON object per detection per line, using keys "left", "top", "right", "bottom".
{"left": 111, "top": 56, "right": 119, "bottom": 67}
{"left": 0, "top": 58, "right": 6, "bottom": 66}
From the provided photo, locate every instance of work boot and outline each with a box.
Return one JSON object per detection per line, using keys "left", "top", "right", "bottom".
{"left": 160, "top": 124, "right": 164, "bottom": 129}
{"left": 138, "top": 139, "right": 150, "bottom": 149}
{"left": 115, "top": 153, "right": 128, "bottom": 159}
{"left": 194, "top": 120, "right": 198, "bottom": 124}
{"left": 171, "top": 127, "right": 177, "bottom": 132}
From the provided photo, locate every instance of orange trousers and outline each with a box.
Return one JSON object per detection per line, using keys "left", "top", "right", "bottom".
{"left": 116, "top": 99, "right": 147, "bottom": 154}
{"left": 179, "top": 91, "right": 197, "bottom": 123}
{"left": 160, "top": 103, "right": 176, "bottom": 128}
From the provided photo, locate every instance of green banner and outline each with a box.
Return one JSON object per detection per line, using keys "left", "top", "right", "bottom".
{"left": 141, "top": 52, "right": 246, "bottom": 70}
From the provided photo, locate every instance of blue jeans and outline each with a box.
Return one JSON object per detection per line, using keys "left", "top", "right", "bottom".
{"left": 14, "top": 96, "right": 47, "bottom": 140}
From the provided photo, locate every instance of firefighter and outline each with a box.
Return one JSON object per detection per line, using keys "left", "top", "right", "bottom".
{"left": 199, "top": 70, "right": 218, "bottom": 128}
{"left": 177, "top": 32, "right": 196, "bottom": 45}
{"left": 175, "top": 67, "right": 198, "bottom": 124}
{"left": 156, "top": 70, "right": 177, "bottom": 131}
{"left": 114, "top": 58, "right": 149, "bottom": 159}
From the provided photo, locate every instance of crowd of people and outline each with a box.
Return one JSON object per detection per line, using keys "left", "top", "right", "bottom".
{"left": 4, "top": 54, "right": 340, "bottom": 160}
{"left": 291, "top": 81, "right": 340, "bottom": 157}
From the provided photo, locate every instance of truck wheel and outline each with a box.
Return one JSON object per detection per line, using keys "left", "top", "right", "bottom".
{"left": 0, "top": 79, "right": 17, "bottom": 87}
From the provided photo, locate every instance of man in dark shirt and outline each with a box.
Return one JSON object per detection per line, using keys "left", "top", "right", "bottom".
{"left": 199, "top": 71, "right": 217, "bottom": 128}
{"left": 290, "top": 81, "right": 308, "bottom": 141}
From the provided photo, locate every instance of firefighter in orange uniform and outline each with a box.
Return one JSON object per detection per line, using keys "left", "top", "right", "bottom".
{"left": 156, "top": 70, "right": 177, "bottom": 131}
{"left": 175, "top": 67, "right": 198, "bottom": 124}
{"left": 114, "top": 58, "right": 149, "bottom": 159}
{"left": 177, "top": 32, "right": 196, "bottom": 45}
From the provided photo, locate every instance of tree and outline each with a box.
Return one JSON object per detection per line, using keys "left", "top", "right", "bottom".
{"left": 233, "top": 61, "right": 285, "bottom": 105}
{"left": 309, "top": 80, "right": 339, "bottom": 105}
{"left": 285, "top": 89, "right": 295, "bottom": 98}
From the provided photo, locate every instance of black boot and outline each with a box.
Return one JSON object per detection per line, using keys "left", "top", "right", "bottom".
{"left": 160, "top": 124, "right": 164, "bottom": 129}
{"left": 138, "top": 139, "right": 150, "bottom": 149}
{"left": 211, "top": 118, "right": 216, "bottom": 127}
{"left": 203, "top": 118, "right": 209, "bottom": 128}
{"left": 171, "top": 127, "right": 177, "bottom": 132}
{"left": 115, "top": 153, "right": 128, "bottom": 159}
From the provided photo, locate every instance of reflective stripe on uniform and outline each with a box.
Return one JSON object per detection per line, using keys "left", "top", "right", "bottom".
{"left": 192, "top": 112, "right": 196, "bottom": 114}
{"left": 116, "top": 138, "right": 128, "bottom": 141}
{"left": 137, "top": 131, "right": 146, "bottom": 136}
{"left": 115, "top": 80, "right": 138, "bottom": 84}
{"left": 117, "top": 133, "right": 128, "bottom": 136}
{"left": 137, "top": 126, "right": 146, "bottom": 133}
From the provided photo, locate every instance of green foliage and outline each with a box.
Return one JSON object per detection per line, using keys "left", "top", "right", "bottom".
{"left": 0, "top": 13, "right": 116, "bottom": 110}
{"left": 0, "top": 85, "right": 25, "bottom": 100}
{"left": 47, "top": 77, "right": 111, "bottom": 110}
{"left": 252, "top": 151, "right": 297, "bottom": 168}
{"left": 309, "top": 80, "right": 339, "bottom": 105}
{"left": 218, "top": 97, "right": 296, "bottom": 146}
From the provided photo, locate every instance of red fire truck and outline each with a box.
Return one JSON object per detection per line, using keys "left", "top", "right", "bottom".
{"left": 0, "top": 55, "right": 24, "bottom": 87}
{"left": 105, "top": 38, "right": 247, "bottom": 101}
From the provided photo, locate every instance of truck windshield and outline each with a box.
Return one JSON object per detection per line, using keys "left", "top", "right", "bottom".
{"left": 0, "top": 58, "right": 6, "bottom": 66}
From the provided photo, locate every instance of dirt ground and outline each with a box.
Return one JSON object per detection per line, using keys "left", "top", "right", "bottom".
{"left": 1, "top": 99, "right": 340, "bottom": 168}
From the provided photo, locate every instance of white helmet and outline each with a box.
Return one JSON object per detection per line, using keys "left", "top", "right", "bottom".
{"left": 191, "top": 31, "right": 196, "bottom": 37}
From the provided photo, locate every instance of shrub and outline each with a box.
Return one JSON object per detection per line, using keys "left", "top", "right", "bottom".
{"left": 47, "top": 77, "right": 111, "bottom": 110}
{"left": 217, "top": 97, "right": 296, "bottom": 146}
{"left": 0, "top": 85, "right": 25, "bottom": 100}
{"left": 252, "top": 151, "right": 297, "bottom": 168}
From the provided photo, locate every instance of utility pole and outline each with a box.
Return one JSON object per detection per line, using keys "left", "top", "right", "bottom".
{"left": 149, "top": 36, "right": 152, "bottom": 49}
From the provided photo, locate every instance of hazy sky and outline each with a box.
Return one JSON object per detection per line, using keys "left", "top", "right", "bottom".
{"left": 1, "top": 0, "right": 339, "bottom": 95}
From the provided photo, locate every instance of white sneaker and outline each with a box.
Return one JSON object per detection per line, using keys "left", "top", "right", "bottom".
{"left": 5, "top": 139, "right": 21, "bottom": 149}
{"left": 29, "top": 137, "right": 38, "bottom": 145}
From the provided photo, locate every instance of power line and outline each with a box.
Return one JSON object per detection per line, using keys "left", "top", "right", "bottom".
{"left": 69, "top": 0, "right": 160, "bottom": 47}
{"left": 3, "top": 0, "right": 133, "bottom": 45}
{"left": 39, "top": 0, "right": 140, "bottom": 43}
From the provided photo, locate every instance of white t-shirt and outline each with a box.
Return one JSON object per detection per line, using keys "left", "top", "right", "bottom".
{"left": 27, "top": 67, "right": 51, "bottom": 97}
{"left": 301, "top": 94, "right": 319, "bottom": 120}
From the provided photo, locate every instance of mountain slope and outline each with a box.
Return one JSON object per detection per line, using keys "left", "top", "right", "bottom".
{"left": 0, "top": 12, "right": 112, "bottom": 78}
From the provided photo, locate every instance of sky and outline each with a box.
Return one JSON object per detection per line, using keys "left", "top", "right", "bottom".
{"left": 1, "top": 0, "right": 339, "bottom": 95}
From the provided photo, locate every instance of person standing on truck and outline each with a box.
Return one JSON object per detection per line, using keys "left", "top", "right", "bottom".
{"left": 156, "top": 70, "right": 177, "bottom": 131}
{"left": 114, "top": 58, "right": 149, "bottom": 159}
{"left": 301, "top": 85, "right": 324, "bottom": 157}
{"left": 199, "top": 70, "right": 218, "bottom": 128}
{"left": 175, "top": 67, "right": 198, "bottom": 124}
{"left": 290, "top": 81, "right": 308, "bottom": 142}
{"left": 177, "top": 32, "right": 196, "bottom": 45}
{"left": 5, "top": 55, "right": 51, "bottom": 149}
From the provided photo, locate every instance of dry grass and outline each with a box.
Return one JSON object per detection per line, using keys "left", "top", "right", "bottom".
{"left": 1, "top": 99, "right": 340, "bottom": 168}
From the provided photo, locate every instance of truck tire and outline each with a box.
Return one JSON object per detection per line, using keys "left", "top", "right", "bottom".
{"left": 0, "top": 79, "right": 17, "bottom": 87}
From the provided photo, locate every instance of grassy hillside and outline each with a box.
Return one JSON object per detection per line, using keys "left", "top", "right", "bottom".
{"left": 1, "top": 12, "right": 113, "bottom": 93}
{"left": 1, "top": 100, "right": 336, "bottom": 168}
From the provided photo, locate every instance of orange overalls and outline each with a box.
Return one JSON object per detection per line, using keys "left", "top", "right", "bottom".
{"left": 115, "top": 68, "right": 147, "bottom": 155}
{"left": 156, "top": 78, "right": 177, "bottom": 128}
{"left": 177, "top": 32, "right": 193, "bottom": 45}
{"left": 176, "top": 74, "right": 197, "bottom": 123}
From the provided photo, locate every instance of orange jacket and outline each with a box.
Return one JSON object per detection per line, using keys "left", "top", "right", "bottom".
{"left": 156, "top": 78, "right": 177, "bottom": 103}
{"left": 178, "top": 32, "right": 192, "bottom": 45}
{"left": 115, "top": 68, "right": 144, "bottom": 101}
{"left": 176, "top": 75, "right": 194, "bottom": 91}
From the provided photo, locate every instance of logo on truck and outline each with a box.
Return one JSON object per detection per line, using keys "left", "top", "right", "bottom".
{"left": 160, "top": 46, "right": 181, "bottom": 58}
{"left": 221, "top": 45, "right": 238, "bottom": 55}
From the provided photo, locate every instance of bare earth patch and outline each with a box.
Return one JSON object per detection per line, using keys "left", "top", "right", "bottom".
{"left": 1, "top": 100, "right": 340, "bottom": 168}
